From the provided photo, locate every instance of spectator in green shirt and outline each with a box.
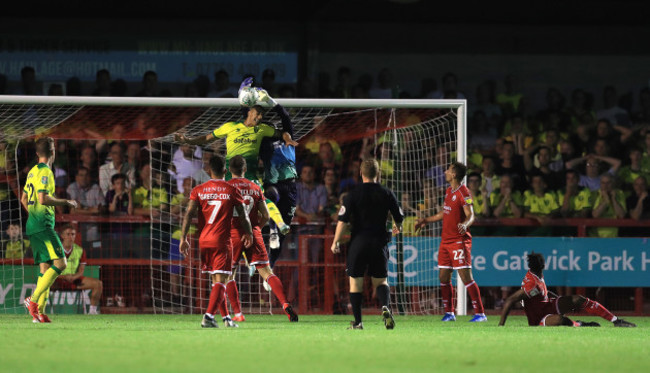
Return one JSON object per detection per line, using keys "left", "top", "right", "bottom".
{"left": 479, "top": 155, "right": 500, "bottom": 197}
{"left": 132, "top": 164, "right": 170, "bottom": 259}
{"left": 491, "top": 174, "right": 523, "bottom": 219}
{"left": 589, "top": 174, "right": 627, "bottom": 238}
{"left": 524, "top": 173, "right": 560, "bottom": 236}
{"left": 467, "top": 172, "right": 491, "bottom": 218}
{"left": 467, "top": 172, "right": 491, "bottom": 236}
{"left": 618, "top": 147, "right": 650, "bottom": 193}
{"left": 490, "top": 174, "right": 523, "bottom": 236}
{"left": 2, "top": 223, "right": 31, "bottom": 259}
{"left": 621, "top": 176, "right": 650, "bottom": 237}
{"left": 558, "top": 169, "right": 594, "bottom": 218}
{"left": 133, "top": 164, "right": 169, "bottom": 217}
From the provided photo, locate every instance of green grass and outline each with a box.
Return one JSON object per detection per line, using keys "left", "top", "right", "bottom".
{"left": 1, "top": 314, "right": 648, "bottom": 373}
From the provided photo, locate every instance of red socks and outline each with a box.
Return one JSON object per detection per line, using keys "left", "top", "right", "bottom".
{"left": 441, "top": 282, "right": 455, "bottom": 313}
{"left": 581, "top": 298, "right": 616, "bottom": 322}
{"left": 206, "top": 282, "right": 226, "bottom": 316}
{"left": 465, "top": 281, "right": 485, "bottom": 314}
{"left": 226, "top": 280, "right": 242, "bottom": 315}
{"left": 266, "top": 274, "right": 288, "bottom": 305}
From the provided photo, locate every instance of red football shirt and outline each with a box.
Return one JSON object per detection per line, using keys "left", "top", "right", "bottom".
{"left": 521, "top": 271, "right": 549, "bottom": 303}
{"left": 227, "top": 177, "right": 264, "bottom": 229}
{"left": 190, "top": 179, "right": 244, "bottom": 248}
{"left": 441, "top": 184, "right": 473, "bottom": 243}
{"left": 521, "top": 271, "right": 559, "bottom": 325}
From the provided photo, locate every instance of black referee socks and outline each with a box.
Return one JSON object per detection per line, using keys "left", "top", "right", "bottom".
{"left": 350, "top": 292, "right": 363, "bottom": 324}
{"left": 376, "top": 284, "right": 390, "bottom": 309}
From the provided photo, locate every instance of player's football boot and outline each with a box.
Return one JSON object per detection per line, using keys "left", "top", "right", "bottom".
{"left": 24, "top": 296, "right": 31, "bottom": 310}
{"left": 278, "top": 223, "right": 291, "bottom": 236}
{"left": 613, "top": 318, "right": 637, "bottom": 327}
{"left": 382, "top": 306, "right": 395, "bottom": 330}
{"left": 283, "top": 303, "right": 299, "bottom": 322}
{"left": 441, "top": 312, "right": 456, "bottom": 322}
{"left": 576, "top": 320, "right": 600, "bottom": 327}
{"left": 27, "top": 300, "right": 40, "bottom": 323}
{"left": 223, "top": 317, "right": 239, "bottom": 328}
{"left": 39, "top": 314, "right": 52, "bottom": 323}
{"left": 269, "top": 231, "right": 281, "bottom": 250}
{"left": 201, "top": 314, "right": 218, "bottom": 328}
{"left": 232, "top": 314, "right": 246, "bottom": 322}
{"left": 347, "top": 321, "right": 363, "bottom": 330}
{"left": 469, "top": 313, "right": 488, "bottom": 322}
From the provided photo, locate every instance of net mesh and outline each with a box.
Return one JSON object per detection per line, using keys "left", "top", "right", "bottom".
{"left": 0, "top": 97, "right": 463, "bottom": 316}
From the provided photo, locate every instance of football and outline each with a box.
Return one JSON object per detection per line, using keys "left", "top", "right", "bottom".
{"left": 238, "top": 87, "right": 259, "bottom": 107}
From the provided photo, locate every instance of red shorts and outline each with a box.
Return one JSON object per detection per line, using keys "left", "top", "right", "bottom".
{"left": 230, "top": 228, "right": 269, "bottom": 269}
{"left": 53, "top": 276, "right": 84, "bottom": 290}
{"left": 200, "top": 244, "right": 232, "bottom": 275}
{"left": 525, "top": 298, "right": 560, "bottom": 326}
{"left": 438, "top": 240, "right": 472, "bottom": 269}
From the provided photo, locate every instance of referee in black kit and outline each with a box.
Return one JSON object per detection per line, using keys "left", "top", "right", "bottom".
{"left": 331, "top": 158, "right": 404, "bottom": 330}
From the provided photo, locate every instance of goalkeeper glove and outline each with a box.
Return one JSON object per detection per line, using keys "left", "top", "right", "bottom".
{"left": 255, "top": 88, "right": 278, "bottom": 107}
{"left": 239, "top": 77, "right": 253, "bottom": 92}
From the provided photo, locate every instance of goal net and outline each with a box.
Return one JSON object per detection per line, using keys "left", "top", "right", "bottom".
{"left": 0, "top": 96, "right": 465, "bottom": 316}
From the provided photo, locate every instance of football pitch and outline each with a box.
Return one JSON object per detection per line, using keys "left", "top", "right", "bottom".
{"left": 1, "top": 314, "right": 648, "bottom": 373}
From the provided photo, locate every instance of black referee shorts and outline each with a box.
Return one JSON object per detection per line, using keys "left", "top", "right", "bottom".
{"left": 346, "top": 233, "right": 390, "bottom": 278}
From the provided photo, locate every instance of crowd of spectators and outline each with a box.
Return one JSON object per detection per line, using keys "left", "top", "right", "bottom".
{"left": 3, "top": 64, "right": 650, "bottom": 264}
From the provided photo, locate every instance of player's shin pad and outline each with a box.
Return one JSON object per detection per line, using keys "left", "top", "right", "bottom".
{"left": 266, "top": 199, "right": 286, "bottom": 227}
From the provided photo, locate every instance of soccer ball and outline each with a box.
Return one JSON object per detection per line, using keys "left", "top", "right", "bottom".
{"left": 238, "top": 87, "right": 259, "bottom": 107}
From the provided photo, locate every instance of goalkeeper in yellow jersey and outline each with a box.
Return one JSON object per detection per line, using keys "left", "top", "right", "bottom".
{"left": 174, "top": 77, "right": 298, "bottom": 236}
{"left": 21, "top": 137, "right": 78, "bottom": 323}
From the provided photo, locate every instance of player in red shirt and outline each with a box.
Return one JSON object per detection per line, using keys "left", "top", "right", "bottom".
{"left": 499, "top": 252, "right": 636, "bottom": 327}
{"left": 224, "top": 155, "right": 298, "bottom": 322}
{"left": 415, "top": 162, "right": 487, "bottom": 322}
{"left": 180, "top": 154, "right": 254, "bottom": 328}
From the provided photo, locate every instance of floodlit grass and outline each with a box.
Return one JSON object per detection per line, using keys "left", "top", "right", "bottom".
{"left": 1, "top": 314, "right": 648, "bottom": 373}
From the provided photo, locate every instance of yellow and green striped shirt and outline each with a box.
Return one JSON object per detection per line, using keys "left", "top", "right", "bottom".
{"left": 24, "top": 163, "right": 55, "bottom": 235}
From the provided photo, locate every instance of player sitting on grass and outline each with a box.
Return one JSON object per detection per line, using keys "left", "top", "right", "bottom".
{"left": 224, "top": 155, "right": 298, "bottom": 322}
{"left": 499, "top": 252, "right": 636, "bottom": 327}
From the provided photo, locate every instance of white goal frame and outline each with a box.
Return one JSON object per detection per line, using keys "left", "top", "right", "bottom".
{"left": 0, "top": 95, "right": 468, "bottom": 315}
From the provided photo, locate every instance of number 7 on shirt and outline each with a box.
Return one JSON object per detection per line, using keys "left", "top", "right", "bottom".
{"left": 207, "top": 200, "right": 222, "bottom": 224}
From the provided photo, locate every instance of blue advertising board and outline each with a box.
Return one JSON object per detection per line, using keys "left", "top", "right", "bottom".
{"left": 388, "top": 237, "right": 650, "bottom": 287}
{"left": 0, "top": 51, "right": 298, "bottom": 83}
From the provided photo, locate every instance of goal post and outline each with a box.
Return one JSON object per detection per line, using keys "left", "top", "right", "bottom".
{"left": 0, "top": 95, "right": 466, "bottom": 316}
